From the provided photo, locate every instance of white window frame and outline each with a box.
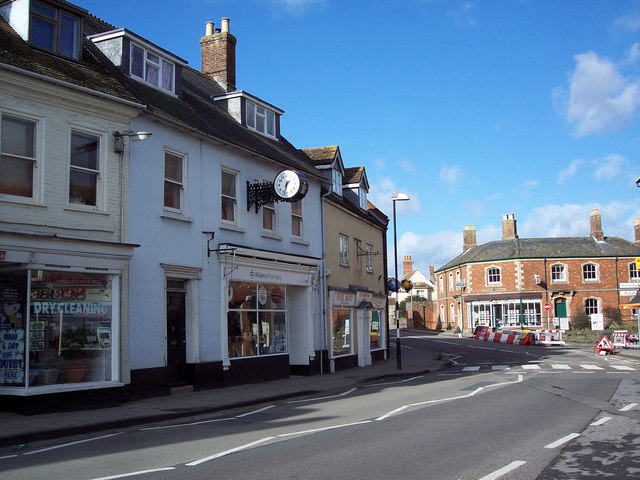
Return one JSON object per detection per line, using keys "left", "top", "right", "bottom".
{"left": 339, "top": 234, "right": 349, "bottom": 266}
{"left": 163, "top": 149, "right": 186, "bottom": 214}
{"left": 585, "top": 298, "right": 599, "bottom": 316}
{"left": 439, "top": 275, "right": 443, "bottom": 294}
{"left": 68, "top": 127, "right": 104, "bottom": 210}
{"left": 246, "top": 100, "right": 276, "bottom": 138}
{"left": 551, "top": 263, "right": 567, "bottom": 282}
{"left": 582, "top": 262, "right": 599, "bottom": 282}
{"left": 291, "top": 200, "right": 303, "bottom": 238}
{"left": 629, "top": 262, "right": 639, "bottom": 282}
{"left": 0, "top": 111, "right": 41, "bottom": 202}
{"left": 262, "top": 198, "right": 276, "bottom": 233}
{"left": 130, "top": 42, "right": 175, "bottom": 94}
{"left": 449, "top": 273, "right": 454, "bottom": 290}
{"left": 358, "top": 188, "right": 367, "bottom": 209}
{"left": 365, "top": 244, "right": 374, "bottom": 272}
{"left": 331, "top": 169, "right": 342, "bottom": 196}
{"left": 486, "top": 266, "right": 501, "bottom": 285}
{"left": 221, "top": 167, "right": 238, "bottom": 224}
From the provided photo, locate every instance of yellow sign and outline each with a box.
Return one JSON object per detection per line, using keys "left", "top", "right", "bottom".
{"left": 636, "top": 257, "right": 640, "bottom": 269}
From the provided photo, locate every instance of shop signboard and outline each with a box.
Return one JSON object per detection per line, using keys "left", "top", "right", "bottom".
{"left": 331, "top": 290, "right": 356, "bottom": 307}
{"left": 234, "top": 265, "right": 311, "bottom": 286}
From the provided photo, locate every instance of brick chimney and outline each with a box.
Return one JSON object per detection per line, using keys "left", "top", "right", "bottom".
{"left": 403, "top": 256, "right": 413, "bottom": 278}
{"left": 200, "top": 18, "right": 236, "bottom": 91}
{"left": 590, "top": 209, "right": 604, "bottom": 241}
{"left": 429, "top": 264, "right": 435, "bottom": 281}
{"left": 634, "top": 218, "right": 640, "bottom": 245}
{"left": 463, "top": 224, "right": 477, "bottom": 252}
{"left": 502, "top": 214, "right": 518, "bottom": 240}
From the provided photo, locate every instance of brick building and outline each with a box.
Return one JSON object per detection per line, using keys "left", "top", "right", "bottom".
{"left": 435, "top": 210, "right": 640, "bottom": 332}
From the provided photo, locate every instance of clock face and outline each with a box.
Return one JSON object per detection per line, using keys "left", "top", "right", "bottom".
{"left": 274, "top": 170, "right": 301, "bottom": 199}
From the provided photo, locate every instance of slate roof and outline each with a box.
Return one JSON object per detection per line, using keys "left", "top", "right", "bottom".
{"left": 0, "top": 9, "right": 325, "bottom": 182}
{"left": 344, "top": 166, "right": 364, "bottom": 184}
{"left": 436, "top": 236, "right": 640, "bottom": 272}
{"left": 300, "top": 146, "right": 339, "bottom": 168}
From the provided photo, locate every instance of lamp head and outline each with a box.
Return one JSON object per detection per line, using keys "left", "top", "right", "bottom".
{"left": 392, "top": 193, "right": 410, "bottom": 202}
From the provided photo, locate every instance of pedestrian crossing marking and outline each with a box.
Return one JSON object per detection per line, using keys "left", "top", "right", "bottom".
{"left": 522, "top": 364, "right": 541, "bottom": 370}
{"left": 492, "top": 365, "right": 510, "bottom": 371}
{"left": 551, "top": 364, "right": 572, "bottom": 370}
{"left": 580, "top": 364, "right": 604, "bottom": 370}
{"left": 463, "top": 366, "right": 481, "bottom": 371}
{"left": 610, "top": 365, "right": 636, "bottom": 371}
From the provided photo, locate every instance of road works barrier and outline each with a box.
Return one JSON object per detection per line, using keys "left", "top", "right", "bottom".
{"left": 612, "top": 330, "right": 640, "bottom": 349}
{"left": 535, "top": 329, "right": 565, "bottom": 346}
{"left": 472, "top": 326, "right": 533, "bottom": 346}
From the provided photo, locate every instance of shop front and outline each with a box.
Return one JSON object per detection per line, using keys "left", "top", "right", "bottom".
{"left": 220, "top": 249, "right": 321, "bottom": 383}
{"left": 465, "top": 293, "right": 542, "bottom": 330}
{"left": 0, "top": 235, "right": 133, "bottom": 414}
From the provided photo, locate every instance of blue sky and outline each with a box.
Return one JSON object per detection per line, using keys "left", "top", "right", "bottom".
{"left": 80, "top": 0, "right": 640, "bottom": 273}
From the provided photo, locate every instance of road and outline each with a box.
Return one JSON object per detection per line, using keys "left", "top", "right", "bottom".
{"left": 1, "top": 334, "right": 638, "bottom": 479}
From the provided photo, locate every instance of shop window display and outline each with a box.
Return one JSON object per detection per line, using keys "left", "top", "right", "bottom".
{"left": 332, "top": 309, "right": 351, "bottom": 356}
{"left": 370, "top": 310, "right": 382, "bottom": 349}
{"left": 227, "top": 281, "right": 287, "bottom": 358}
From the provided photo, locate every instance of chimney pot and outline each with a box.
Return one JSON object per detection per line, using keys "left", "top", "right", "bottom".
{"left": 200, "top": 17, "right": 237, "bottom": 91}
{"left": 221, "top": 17, "right": 230, "bottom": 33}
{"left": 205, "top": 21, "right": 214, "bottom": 37}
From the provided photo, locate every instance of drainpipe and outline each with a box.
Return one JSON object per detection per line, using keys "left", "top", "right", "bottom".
{"left": 320, "top": 189, "right": 331, "bottom": 374}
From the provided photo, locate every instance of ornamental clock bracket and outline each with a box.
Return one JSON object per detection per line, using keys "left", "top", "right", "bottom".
{"left": 247, "top": 169, "right": 309, "bottom": 212}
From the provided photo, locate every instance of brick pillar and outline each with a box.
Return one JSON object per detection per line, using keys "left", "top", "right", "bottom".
{"left": 590, "top": 209, "right": 604, "bottom": 241}
{"left": 403, "top": 256, "right": 413, "bottom": 278}
{"left": 200, "top": 18, "right": 236, "bottom": 91}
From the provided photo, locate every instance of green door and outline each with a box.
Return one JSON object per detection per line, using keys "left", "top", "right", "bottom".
{"left": 555, "top": 298, "right": 567, "bottom": 317}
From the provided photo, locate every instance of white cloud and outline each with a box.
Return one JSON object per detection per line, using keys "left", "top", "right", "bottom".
{"left": 593, "top": 153, "right": 627, "bottom": 181}
{"left": 272, "top": 0, "right": 326, "bottom": 14}
{"left": 556, "top": 158, "right": 585, "bottom": 184}
{"left": 610, "top": 13, "right": 640, "bottom": 34}
{"left": 563, "top": 51, "right": 640, "bottom": 136}
{"left": 448, "top": 2, "right": 479, "bottom": 28}
{"left": 439, "top": 165, "right": 464, "bottom": 186}
{"left": 368, "top": 177, "right": 422, "bottom": 218}
{"left": 627, "top": 43, "right": 640, "bottom": 64}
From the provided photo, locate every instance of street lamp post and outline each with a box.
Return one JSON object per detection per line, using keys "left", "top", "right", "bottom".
{"left": 392, "top": 192, "right": 410, "bottom": 370}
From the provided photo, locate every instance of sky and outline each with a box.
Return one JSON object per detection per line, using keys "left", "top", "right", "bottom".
{"left": 80, "top": 0, "right": 640, "bottom": 274}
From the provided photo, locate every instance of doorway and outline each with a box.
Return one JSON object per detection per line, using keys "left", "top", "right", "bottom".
{"left": 555, "top": 298, "right": 567, "bottom": 317}
{"left": 167, "top": 280, "right": 186, "bottom": 386}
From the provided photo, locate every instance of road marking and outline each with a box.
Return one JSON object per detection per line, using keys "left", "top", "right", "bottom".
{"left": 590, "top": 416, "right": 612, "bottom": 426}
{"left": 236, "top": 405, "right": 275, "bottom": 417}
{"left": 365, "top": 375, "right": 424, "bottom": 387}
{"left": 186, "top": 437, "right": 275, "bottom": 466}
{"left": 92, "top": 467, "right": 176, "bottom": 480}
{"left": 434, "top": 339, "right": 460, "bottom": 345}
{"left": 619, "top": 403, "right": 637, "bottom": 412}
{"left": 140, "top": 417, "right": 235, "bottom": 431}
{"left": 0, "top": 454, "right": 18, "bottom": 460}
{"left": 478, "top": 460, "right": 526, "bottom": 480}
{"left": 551, "top": 364, "right": 571, "bottom": 370}
{"left": 277, "top": 420, "right": 372, "bottom": 437}
{"left": 545, "top": 433, "right": 580, "bottom": 449}
{"left": 24, "top": 432, "right": 124, "bottom": 455}
{"left": 286, "top": 387, "right": 357, "bottom": 404}
{"left": 610, "top": 365, "right": 636, "bottom": 371}
{"left": 463, "top": 366, "right": 481, "bottom": 371}
{"left": 492, "top": 365, "right": 510, "bottom": 371}
{"left": 521, "top": 364, "right": 541, "bottom": 370}
{"left": 580, "top": 364, "right": 604, "bottom": 370}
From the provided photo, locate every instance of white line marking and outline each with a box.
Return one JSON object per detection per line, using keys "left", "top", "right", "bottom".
{"left": 611, "top": 365, "right": 636, "bottom": 371}
{"left": 277, "top": 420, "right": 372, "bottom": 437}
{"left": 551, "top": 364, "right": 572, "bottom": 369}
{"left": 91, "top": 467, "right": 175, "bottom": 480}
{"left": 236, "top": 405, "right": 275, "bottom": 417}
{"left": 286, "top": 387, "right": 357, "bottom": 404}
{"left": 463, "top": 366, "right": 480, "bottom": 371}
{"left": 365, "top": 375, "right": 424, "bottom": 387}
{"left": 492, "top": 365, "right": 510, "bottom": 371}
{"left": 140, "top": 417, "right": 235, "bottom": 431}
{"left": 434, "top": 340, "right": 460, "bottom": 345}
{"left": 186, "top": 437, "right": 275, "bottom": 466}
{"left": 0, "top": 454, "right": 18, "bottom": 460}
{"left": 590, "top": 416, "right": 612, "bottom": 426}
{"left": 545, "top": 433, "right": 580, "bottom": 449}
{"left": 620, "top": 403, "right": 637, "bottom": 412}
{"left": 522, "top": 364, "right": 541, "bottom": 370}
{"left": 24, "top": 432, "right": 124, "bottom": 455}
{"left": 478, "top": 460, "right": 526, "bottom": 480}
{"left": 580, "top": 364, "right": 604, "bottom": 370}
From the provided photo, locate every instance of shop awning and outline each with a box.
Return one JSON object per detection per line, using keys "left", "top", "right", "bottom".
{"left": 464, "top": 292, "right": 542, "bottom": 302}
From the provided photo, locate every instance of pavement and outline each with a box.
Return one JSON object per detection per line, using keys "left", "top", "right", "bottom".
{"left": 1, "top": 330, "right": 639, "bottom": 450}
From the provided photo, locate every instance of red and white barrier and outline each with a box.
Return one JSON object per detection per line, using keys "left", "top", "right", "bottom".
{"left": 536, "top": 329, "right": 565, "bottom": 346}
{"left": 613, "top": 330, "right": 640, "bottom": 349}
{"left": 473, "top": 326, "right": 532, "bottom": 346}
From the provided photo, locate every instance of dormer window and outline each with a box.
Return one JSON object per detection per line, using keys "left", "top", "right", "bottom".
{"left": 358, "top": 188, "right": 366, "bottom": 209}
{"left": 130, "top": 43, "right": 175, "bottom": 93}
{"left": 332, "top": 169, "right": 342, "bottom": 196}
{"left": 30, "top": 1, "right": 81, "bottom": 59}
{"left": 247, "top": 101, "right": 276, "bottom": 138}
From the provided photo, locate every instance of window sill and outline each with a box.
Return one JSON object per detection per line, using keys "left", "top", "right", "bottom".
{"left": 0, "top": 196, "right": 45, "bottom": 207}
{"left": 161, "top": 211, "right": 193, "bottom": 223}
{"left": 291, "top": 237, "right": 309, "bottom": 246}
{"left": 65, "top": 205, "right": 108, "bottom": 215}
{"left": 261, "top": 231, "right": 282, "bottom": 241}
{"left": 220, "top": 223, "right": 246, "bottom": 234}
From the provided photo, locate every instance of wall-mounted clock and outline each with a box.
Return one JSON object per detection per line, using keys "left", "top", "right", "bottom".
{"left": 273, "top": 169, "right": 309, "bottom": 201}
